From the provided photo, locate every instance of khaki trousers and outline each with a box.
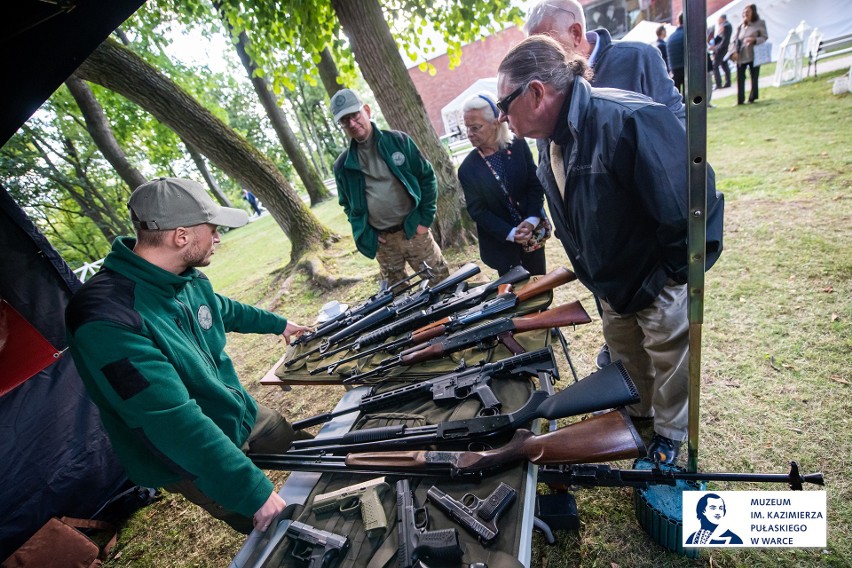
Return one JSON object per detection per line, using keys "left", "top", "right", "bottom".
{"left": 164, "top": 404, "right": 312, "bottom": 534}
{"left": 375, "top": 228, "right": 450, "bottom": 286}
{"left": 600, "top": 281, "right": 689, "bottom": 442}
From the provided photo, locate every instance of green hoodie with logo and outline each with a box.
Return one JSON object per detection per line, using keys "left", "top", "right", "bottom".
{"left": 66, "top": 237, "right": 288, "bottom": 518}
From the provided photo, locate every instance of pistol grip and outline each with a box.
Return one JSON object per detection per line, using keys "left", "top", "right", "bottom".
{"left": 360, "top": 486, "right": 389, "bottom": 535}
{"left": 476, "top": 482, "right": 516, "bottom": 523}
{"left": 473, "top": 383, "right": 501, "bottom": 412}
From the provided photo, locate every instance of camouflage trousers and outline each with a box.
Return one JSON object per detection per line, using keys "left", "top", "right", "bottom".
{"left": 375, "top": 228, "right": 450, "bottom": 286}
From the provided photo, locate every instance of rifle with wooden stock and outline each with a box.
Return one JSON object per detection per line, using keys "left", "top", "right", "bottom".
{"left": 340, "top": 300, "right": 592, "bottom": 383}
{"left": 292, "top": 347, "right": 559, "bottom": 430}
{"left": 249, "top": 409, "right": 645, "bottom": 479}
{"left": 285, "top": 263, "right": 481, "bottom": 367}
{"left": 284, "top": 359, "right": 638, "bottom": 455}
{"left": 312, "top": 267, "right": 576, "bottom": 375}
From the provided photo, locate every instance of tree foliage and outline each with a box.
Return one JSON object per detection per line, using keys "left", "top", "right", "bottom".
{"left": 0, "top": 91, "right": 135, "bottom": 266}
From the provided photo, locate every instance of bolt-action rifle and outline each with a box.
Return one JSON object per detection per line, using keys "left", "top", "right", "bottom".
{"left": 536, "top": 461, "right": 825, "bottom": 491}
{"left": 292, "top": 347, "right": 559, "bottom": 430}
{"left": 285, "top": 263, "right": 481, "bottom": 367}
{"left": 292, "top": 264, "right": 432, "bottom": 347}
{"left": 285, "top": 359, "right": 638, "bottom": 455}
{"left": 248, "top": 408, "right": 645, "bottom": 479}
{"left": 313, "top": 267, "right": 575, "bottom": 375}
{"left": 341, "top": 301, "right": 592, "bottom": 383}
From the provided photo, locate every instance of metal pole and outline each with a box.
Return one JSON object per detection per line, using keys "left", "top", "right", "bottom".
{"left": 683, "top": 0, "right": 709, "bottom": 474}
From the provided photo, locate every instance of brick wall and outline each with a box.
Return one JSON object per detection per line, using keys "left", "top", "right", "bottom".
{"left": 407, "top": 26, "right": 526, "bottom": 136}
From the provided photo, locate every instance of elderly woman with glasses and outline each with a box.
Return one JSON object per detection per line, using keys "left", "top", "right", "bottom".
{"left": 457, "top": 93, "right": 548, "bottom": 276}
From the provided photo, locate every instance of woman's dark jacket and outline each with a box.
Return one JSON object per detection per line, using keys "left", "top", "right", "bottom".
{"left": 458, "top": 137, "right": 546, "bottom": 272}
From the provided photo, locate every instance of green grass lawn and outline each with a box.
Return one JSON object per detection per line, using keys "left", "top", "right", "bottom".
{"left": 104, "top": 68, "right": 851, "bottom": 568}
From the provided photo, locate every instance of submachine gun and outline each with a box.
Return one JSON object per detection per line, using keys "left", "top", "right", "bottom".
{"left": 312, "top": 267, "right": 576, "bottom": 375}
{"left": 292, "top": 264, "right": 432, "bottom": 346}
{"left": 275, "top": 359, "right": 639, "bottom": 455}
{"left": 341, "top": 301, "right": 592, "bottom": 383}
{"left": 285, "top": 262, "right": 482, "bottom": 367}
{"left": 292, "top": 347, "right": 559, "bottom": 431}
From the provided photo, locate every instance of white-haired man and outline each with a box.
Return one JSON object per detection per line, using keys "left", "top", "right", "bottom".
{"left": 526, "top": 0, "right": 685, "bottom": 124}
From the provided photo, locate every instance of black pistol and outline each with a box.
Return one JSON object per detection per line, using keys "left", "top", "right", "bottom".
{"left": 426, "top": 483, "right": 516, "bottom": 545}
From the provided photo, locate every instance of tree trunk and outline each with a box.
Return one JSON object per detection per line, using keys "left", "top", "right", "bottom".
{"left": 183, "top": 139, "right": 232, "bottom": 207}
{"left": 65, "top": 73, "right": 148, "bottom": 191}
{"left": 75, "top": 38, "right": 331, "bottom": 262}
{"left": 231, "top": 29, "right": 332, "bottom": 206}
{"left": 330, "top": 0, "right": 473, "bottom": 249}
{"left": 317, "top": 47, "right": 344, "bottom": 98}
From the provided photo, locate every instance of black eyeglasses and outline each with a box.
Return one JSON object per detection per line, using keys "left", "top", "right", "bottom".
{"left": 496, "top": 83, "right": 527, "bottom": 115}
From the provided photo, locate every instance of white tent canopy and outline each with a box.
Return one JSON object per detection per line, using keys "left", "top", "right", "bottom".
{"left": 621, "top": 20, "right": 677, "bottom": 44}
{"left": 440, "top": 77, "right": 498, "bottom": 140}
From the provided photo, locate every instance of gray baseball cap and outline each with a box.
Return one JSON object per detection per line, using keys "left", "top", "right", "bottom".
{"left": 129, "top": 177, "right": 249, "bottom": 230}
{"left": 330, "top": 89, "right": 364, "bottom": 122}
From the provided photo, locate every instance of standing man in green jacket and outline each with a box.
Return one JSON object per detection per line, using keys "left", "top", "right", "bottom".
{"left": 66, "top": 178, "right": 312, "bottom": 534}
{"left": 331, "top": 89, "right": 450, "bottom": 285}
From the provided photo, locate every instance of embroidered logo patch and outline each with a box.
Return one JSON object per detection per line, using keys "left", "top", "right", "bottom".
{"left": 392, "top": 152, "right": 406, "bottom": 166}
{"left": 331, "top": 94, "right": 347, "bottom": 111}
{"left": 197, "top": 305, "right": 213, "bottom": 330}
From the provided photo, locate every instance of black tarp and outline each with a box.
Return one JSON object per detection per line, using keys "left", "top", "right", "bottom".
{"left": 0, "top": 186, "right": 128, "bottom": 558}
{"left": 1, "top": 0, "right": 147, "bottom": 556}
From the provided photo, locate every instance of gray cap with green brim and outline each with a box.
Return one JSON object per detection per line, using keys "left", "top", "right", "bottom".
{"left": 129, "top": 177, "right": 249, "bottom": 230}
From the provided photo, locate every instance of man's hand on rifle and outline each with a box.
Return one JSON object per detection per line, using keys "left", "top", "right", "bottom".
{"left": 282, "top": 322, "right": 311, "bottom": 345}
{"left": 254, "top": 490, "right": 286, "bottom": 532}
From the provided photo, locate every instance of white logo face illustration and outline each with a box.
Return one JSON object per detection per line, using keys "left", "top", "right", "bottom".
{"left": 392, "top": 152, "right": 406, "bottom": 166}
{"left": 197, "top": 305, "right": 213, "bottom": 330}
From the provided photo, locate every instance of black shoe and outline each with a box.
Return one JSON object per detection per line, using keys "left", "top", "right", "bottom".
{"left": 596, "top": 344, "right": 611, "bottom": 369}
{"left": 723, "top": 82, "right": 731, "bottom": 88}
{"left": 648, "top": 434, "right": 681, "bottom": 465}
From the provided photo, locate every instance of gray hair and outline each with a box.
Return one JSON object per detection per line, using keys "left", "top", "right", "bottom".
{"left": 498, "top": 35, "right": 592, "bottom": 93}
{"left": 525, "top": 0, "right": 586, "bottom": 35}
{"left": 461, "top": 93, "right": 514, "bottom": 148}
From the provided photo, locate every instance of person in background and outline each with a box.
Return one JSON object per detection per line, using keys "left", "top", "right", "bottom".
{"left": 458, "top": 93, "right": 548, "bottom": 276}
{"left": 712, "top": 14, "right": 733, "bottom": 89}
{"left": 655, "top": 25, "right": 670, "bottom": 72}
{"left": 667, "top": 13, "right": 685, "bottom": 100}
{"left": 242, "top": 188, "right": 262, "bottom": 217}
{"left": 66, "top": 178, "right": 312, "bottom": 534}
{"left": 330, "top": 88, "right": 450, "bottom": 286}
{"left": 496, "top": 36, "right": 722, "bottom": 464}
{"left": 526, "top": 0, "right": 686, "bottom": 369}
{"left": 729, "top": 3, "right": 769, "bottom": 104}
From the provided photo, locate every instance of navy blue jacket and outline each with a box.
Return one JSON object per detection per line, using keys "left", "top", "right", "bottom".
{"left": 536, "top": 78, "right": 723, "bottom": 314}
{"left": 667, "top": 26, "right": 686, "bottom": 71}
{"left": 590, "top": 28, "right": 685, "bottom": 124}
{"left": 458, "top": 137, "right": 545, "bottom": 272}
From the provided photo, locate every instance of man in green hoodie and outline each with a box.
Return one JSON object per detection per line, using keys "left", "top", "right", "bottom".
{"left": 331, "top": 88, "right": 450, "bottom": 285}
{"left": 66, "top": 178, "right": 311, "bottom": 534}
